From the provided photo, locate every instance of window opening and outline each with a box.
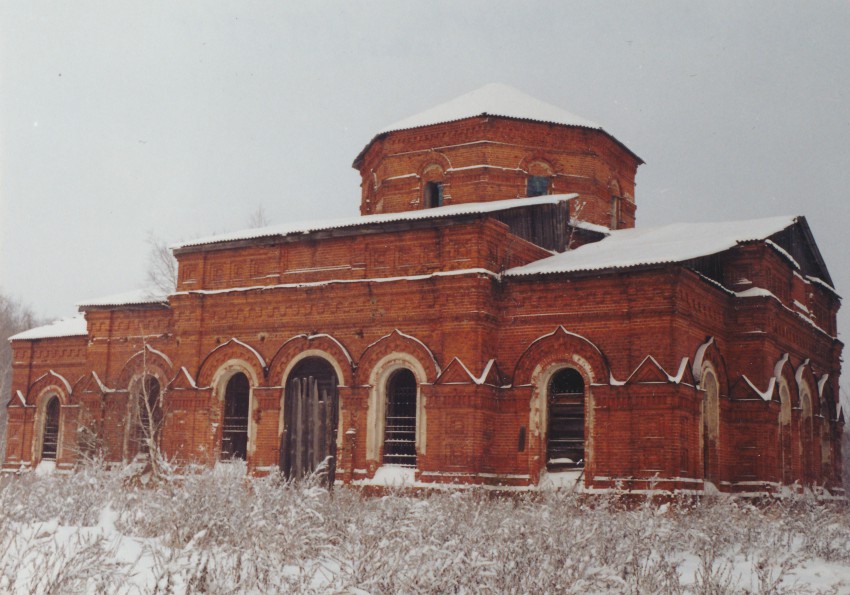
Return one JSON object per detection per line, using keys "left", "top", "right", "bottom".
{"left": 137, "top": 376, "right": 162, "bottom": 455}
{"left": 221, "top": 373, "right": 250, "bottom": 460}
{"left": 424, "top": 181, "right": 443, "bottom": 208}
{"left": 41, "top": 396, "right": 61, "bottom": 460}
{"left": 527, "top": 175, "right": 551, "bottom": 197}
{"left": 547, "top": 368, "right": 584, "bottom": 470}
{"left": 383, "top": 369, "right": 417, "bottom": 466}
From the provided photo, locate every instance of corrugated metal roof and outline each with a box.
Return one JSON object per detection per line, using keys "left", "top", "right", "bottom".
{"left": 505, "top": 215, "right": 801, "bottom": 277}
{"left": 172, "top": 194, "right": 576, "bottom": 250}
{"left": 354, "top": 84, "right": 643, "bottom": 167}
{"left": 378, "top": 83, "right": 602, "bottom": 135}
{"left": 77, "top": 289, "right": 169, "bottom": 308}
{"left": 10, "top": 316, "right": 88, "bottom": 341}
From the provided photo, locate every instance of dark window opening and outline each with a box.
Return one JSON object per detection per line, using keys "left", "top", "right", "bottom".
{"left": 384, "top": 369, "right": 417, "bottom": 466}
{"left": 41, "top": 397, "right": 61, "bottom": 461}
{"left": 424, "top": 181, "right": 443, "bottom": 208}
{"left": 221, "top": 373, "right": 250, "bottom": 460}
{"left": 136, "top": 376, "right": 162, "bottom": 455}
{"left": 527, "top": 176, "right": 551, "bottom": 197}
{"left": 547, "top": 368, "right": 585, "bottom": 470}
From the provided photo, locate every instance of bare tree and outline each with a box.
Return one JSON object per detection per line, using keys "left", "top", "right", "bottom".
{"left": 0, "top": 293, "right": 40, "bottom": 462}
{"left": 247, "top": 204, "right": 270, "bottom": 228}
{"left": 145, "top": 232, "right": 178, "bottom": 295}
{"left": 124, "top": 340, "right": 171, "bottom": 481}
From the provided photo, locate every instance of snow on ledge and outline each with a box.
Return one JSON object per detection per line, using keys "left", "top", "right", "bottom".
{"left": 538, "top": 469, "right": 585, "bottom": 491}
{"left": 34, "top": 461, "right": 56, "bottom": 476}
{"left": 692, "top": 337, "right": 714, "bottom": 383}
{"left": 352, "top": 466, "right": 415, "bottom": 487}
{"left": 742, "top": 375, "right": 776, "bottom": 402}
{"left": 443, "top": 357, "right": 496, "bottom": 385}
{"left": 10, "top": 315, "right": 87, "bottom": 341}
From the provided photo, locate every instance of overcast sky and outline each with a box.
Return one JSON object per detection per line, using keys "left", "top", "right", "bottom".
{"left": 2, "top": 1, "right": 849, "bottom": 395}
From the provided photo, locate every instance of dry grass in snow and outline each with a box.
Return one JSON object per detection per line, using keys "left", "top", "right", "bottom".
{"left": 1, "top": 463, "right": 849, "bottom": 594}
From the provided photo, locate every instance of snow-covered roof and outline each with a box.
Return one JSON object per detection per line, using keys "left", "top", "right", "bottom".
{"left": 9, "top": 315, "right": 88, "bottom": 341}
{"left": 354, "top": 84, "right": 642, "bottom": 167}
{"left": 505, "top": 215, "right": 800, "bottom": 277}
{"left": 77, "top": 289, "right": 169, "bottom": 309}
{"left": 173, "top": 194, "right": 576, "bottom": 250}
{"left": 378, "top": 83, "right": 602, "bottom": 135}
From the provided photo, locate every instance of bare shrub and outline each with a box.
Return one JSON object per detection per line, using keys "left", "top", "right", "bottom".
{"left": 1, "top": 463, "right": 849, "bottom": 593}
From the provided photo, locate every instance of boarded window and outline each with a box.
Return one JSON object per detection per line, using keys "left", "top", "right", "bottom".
{"left": 221, "top": 373, "right": 250, "bottom": 460}
{"left": 527, "top": 175, "right": 550, "bottom": 197}
{"left": 383, "top": 369, "right": 417, "bottom": 466}
{"left": 547, "top": 368, "right": 584, "bottom": 470}
{"left": 136, "top": 376, "right": 162, "bottom": 455}
{"left": 424, "top": 181, "right": 443, "bottom": 208}
{"left": 41, "top": 397, "right": 61, "bottom": 460}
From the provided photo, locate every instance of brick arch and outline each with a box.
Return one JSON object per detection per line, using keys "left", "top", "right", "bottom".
{"left": 417, "top": 152, "right": 451, "bottom": 178}
{"left": 197, "top": 339, "right": 267, "bottom": 388}
{"left": 512, "top": 327, "right": 610, "bottom": 388}
{"left": 773, "top": 354, "right": 799, "bottom": 408}
{"left": 518, "top": 153, "right": 557, "bottom": 175}
{"left": 692, "top": 337, "right": 730, "bottom": 398}
{"left": 268, "top": 333, "right": 354, "bottom": 388}
{"left": 116, "top": 345, "right": 175, "bottom": 389}
{"left": 355, "top": 330, "right": 439, "bottom": 386}
{"left": 795, "top": 360, "right": 818, "bottom": 411}
{"left": 72, "top": 371, "right": 108, "bottom": 397}
{"left": 26, "top": 371, "right": 73, "bottom": 406}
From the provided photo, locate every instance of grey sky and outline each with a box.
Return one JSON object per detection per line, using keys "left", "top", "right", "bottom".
{"left": 2, "top": 2, "right": 849, "bottom": 397}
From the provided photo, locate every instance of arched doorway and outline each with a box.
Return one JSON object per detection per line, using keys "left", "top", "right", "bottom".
{"left": 281, "top": 357, "right": 339, "bottom": 482}
{"left": 547, "top": 368, "right": 585, "bottom": 471}
{"left": 383, "top": 368, "right": 417, "bottom": 467}
{"left": 221, "top": 373, "right": 250, "bottom": 460}
{"left": 41, "top": 396, "right": 61, "bottom": 461}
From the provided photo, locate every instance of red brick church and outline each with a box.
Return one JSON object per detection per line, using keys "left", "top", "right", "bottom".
{"left": 5, "top": 84, "right": 844, "bottom": 495}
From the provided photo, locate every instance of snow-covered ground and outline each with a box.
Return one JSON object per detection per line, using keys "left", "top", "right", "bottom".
{"left": 1, "top": 463, "right": 849, "bottom": 594}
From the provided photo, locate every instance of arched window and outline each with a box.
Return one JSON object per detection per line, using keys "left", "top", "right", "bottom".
{"left": 41, "top": 396, "right": 61, "bottom": 461}
{"left": 547, "top": 368, "right": 585, "bottom": 470}
{"left": 702, "top": 369, "right": 719, "bottom": 482}
{"left": 136, "top": 376, "right": 162, "bottom": 455}
{"left": 383, "top": 369, "right": 417, "bottom": 466}
{"left": 527, "top": 160, "right": 553, "bottom": 197}
{"left": 820, "top": 399, "right": 832, "bottom": 471}
{"left": 221, "top": 373, "right": 250, "bottom": 460}
{"left": 778, "top": 381, "right": 792, "bottom": 483}
{"left": 800, "top": 386, "right": 813, "bottom": 484}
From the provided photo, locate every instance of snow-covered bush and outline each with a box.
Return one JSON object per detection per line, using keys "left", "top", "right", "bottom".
{"left": 1, "top": 463, "right": 849, "bottom": 593}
